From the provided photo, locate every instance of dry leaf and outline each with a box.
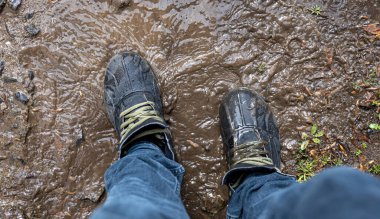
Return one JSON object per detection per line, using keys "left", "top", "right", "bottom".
{"left": 309, "top": 149, "right": 317, "bottom": 157}
{"left": 339, "top": 144, "right": 348, "bottom": 157}
{"left": 363, "top": 23, "right": 380, "bottom": 39}
{"left": 187, "top": 140, "right": 199, "bottom": 148}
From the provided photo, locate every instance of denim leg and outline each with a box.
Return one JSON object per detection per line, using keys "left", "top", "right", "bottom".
{"left": 91, "top": 142, "right": 189, "bottom": 219}
{"left": 226, "top": 171, "right": 296, "bottom": 219}
{"left": 228, "top": 167, "right": 380, "bottom": 219}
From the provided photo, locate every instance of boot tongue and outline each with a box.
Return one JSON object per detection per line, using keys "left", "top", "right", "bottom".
{"left": 235, "top": 127, "right": 261, "bottom": 146}
{"left": 115, "top": 92, "right": 162, "bottom": 134}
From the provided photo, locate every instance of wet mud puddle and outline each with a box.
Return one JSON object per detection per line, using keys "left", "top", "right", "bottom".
{"left": 0, "top": 0, "right": 379, "bottom": 218}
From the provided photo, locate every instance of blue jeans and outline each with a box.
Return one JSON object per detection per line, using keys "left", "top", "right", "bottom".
{"left": 91, "top": 142, "right": 380, "bottom": 219}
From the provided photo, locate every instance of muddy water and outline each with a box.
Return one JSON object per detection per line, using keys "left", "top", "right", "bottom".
{"left": 0, "top": 0, "right": 379, "bottom": 218}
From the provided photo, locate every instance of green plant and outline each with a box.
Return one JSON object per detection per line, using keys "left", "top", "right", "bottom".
{"left": 333, "top": 158, "right": 343, "bottom": 166}
{"left": 299, "top": 124, "right": 324, "bottom": 150}
{"left": 355, "top": 149, "right": 362, "bottom": 156}
{"left": 297, "top": 159, "right": 315, "bottom": 182}
{"left": 256, "top": 63, "right": 266, "bottom": 74}
{"left": 372, "top": 100, "right": 380, "bottom": 107}
{"left": 320, "top": 154, "right": 332, "bottom": 167}
{"left": 362, "top": 142, "right": 368, "bottom": 149}
{"left": 369, "top": 164, "right": 380, "bottom": 175}
{"left": 369, "top": 123, "right": 380, "bottom": 130}
{"left": 309, "top": 5, "right": 322, "bottom": 16}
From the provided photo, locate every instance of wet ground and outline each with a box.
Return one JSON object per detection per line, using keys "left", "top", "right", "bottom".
{"left": 0, "top": 0, "right": 379, "bottom": 218}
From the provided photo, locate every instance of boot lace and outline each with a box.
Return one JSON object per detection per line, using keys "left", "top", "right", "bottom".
{"left": 119, "top": 101, "right": 164, "bottom": 143}
{"left": 230, "top": 141, "right": 274, "bottom": 167}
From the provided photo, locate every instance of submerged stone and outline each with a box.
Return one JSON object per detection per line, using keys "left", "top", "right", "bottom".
{"left": 15, "top": 91, "right": 29, "bottom": 104}
{"left": 25, "top": 24, "right": 40, "bottom": 37}
{"left": 2, "top": 76, "right": 17, "bottom": 83}
{"left": 24, "top": 11, "right": 34, "bottom": 20}
{"left": 28, "top": 70, "right": 34, "bottom": 80}
{"left": 8, "top": 0, "right": 21, "bottom": 10}
{"left": 0, "top": 0, "right": 5, "bottom": 11}
{"left": 0, "top": 60, "right": 4, "bottom": 75}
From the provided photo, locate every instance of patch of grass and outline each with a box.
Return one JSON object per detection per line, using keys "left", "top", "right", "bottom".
{"left": 369, "top": 164, "right": 380, "bottom": 175}
{"left": 256, "top": 63, "right": 266, "bottom": 74}
{"left": 332, "top": 158, "right": 343, "bottom": 166}
{"left": 355, "top": 149, "right": 362, "bottom": 156}
{"left": 309, "top": 5, "right": 322, "bottom": 16}
{"left": 320, "top": 154, "right": 332, "bottom": 167}
{"left": 362, "top": 142, "right": 368, "bottom": 149}
{"left": 369, "top": 123, "right": 380, "bottom": 130}
{"left": 297, "top": 159, "right": 315, "bottom": 182}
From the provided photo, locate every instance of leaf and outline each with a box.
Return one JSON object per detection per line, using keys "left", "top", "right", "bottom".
{"left": 301, "top": 132, "right": 309, "bottom": 140}
{"left": 300, "top": 140, "right": 309, "bottom": 150}
{"left": 362, "top": 142, "right": 368, "bottom": 149}
{"left": 339, "top": 145, "right": 348, "bottom": 157}
{"left": 314, "top": 130, "right": 324, "bottom": 137}
{"left": 363, "top": 23, "right": 380, "bottom": 39}
{"left": 310, "top": 124, "right": 318, "bottom": 135}
{"left": 369, "top": 123, "right": 380, "bottom": 130}
{"left": 312, "top": 138, "right": 321, "bottom": 144}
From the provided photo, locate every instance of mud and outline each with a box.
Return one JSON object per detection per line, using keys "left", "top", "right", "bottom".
{"left": 0, "top": 0, "right": 379, "bottom": 218}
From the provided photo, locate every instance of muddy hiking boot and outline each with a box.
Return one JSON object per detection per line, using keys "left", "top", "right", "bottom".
{"left": 219, "top": 88, "right": 281, "bottom": 189}
{"left": 104, "top": 52, "right": 175, "bottom": 160}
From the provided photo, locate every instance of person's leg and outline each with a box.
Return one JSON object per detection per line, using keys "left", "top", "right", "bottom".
{"left": 91, "top": 141, "right": 189, "bottom": 219}
{"left": 219, "top": 89, "right": 380, "bottom": 219}
{"left": 219, "top": 88, "right": 293, "bottom": 218}
{"left": 92, "top": 52, "right": 188, "bottom": 218}
{"left": 227, "top": 167, "right": 380, "bottom": 219}
{"left": 226, "top": 171, "right": 296, "bottom": 219}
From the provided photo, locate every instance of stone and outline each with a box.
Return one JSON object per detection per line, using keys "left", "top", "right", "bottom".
{"left": 0, "top": 0, "right": 5, "bottom": 11}
{"left": 15, "top": 91, "right": 29, "bottom": 104}
{"left": 111, "top": 0, "right": 131, "bottom": 9}
{"left": 28, "top": 70, "right": 34, "bottom": 80}
{"left": 25, "top": 24, "right": 40, "bottom": 37}
{"left": 8, "top": 0, "right": 21, "bottom": 10}
{"left": 0, "top": 60, "right": 4, "bottom": 75}
{"left": 24, "top": 12, "right": 33, "bottom": 20}
{"left": 2, "top": 76, "right": 17, "bottom": 83}
{"left": 75, "top": 126, "right": 85, "bottom": 146}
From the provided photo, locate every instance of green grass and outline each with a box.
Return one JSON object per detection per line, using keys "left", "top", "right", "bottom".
{"left": 297, "top": 159, "right": 315, "bottom": 182}
{"left": 369, "top": 164, "right": 380, "bottom": 175}
{"left": 309, "top": 5, "right": 322, "bottom": 16}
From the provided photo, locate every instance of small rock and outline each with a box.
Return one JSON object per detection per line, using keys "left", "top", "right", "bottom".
{"left": 285, "top": 159, "right": 297, "bottom": 167}
{"left": 15, "top": 91, "right": 29, "bottom": 104}
{"left": 24, "top": 11, "right": 33, "bottom": 20}
{"left": 2, "top": 76, "right": 17, "bottom": 83}
{"left": 0, "top": 60, "right": 4, "bottom": 75}
{"left": 0, "top": 97, "right": 3, "bottom": 104}
{"left": 28, "top": 70, "right": 34, "bottom": 80}
{"left": 111, "top": 0, "right": 131, "bottom": 9}
{"left": 75, "top": 126, "right": 85, "bottom": 146}
{"left": 0, "top": 0, "right": 5, "bottom": 11}
{"left": 284, "top": 139, "right": 298, "bottom": 150}
{"left": 8, "top": 0, "right": 21, "bottom": 10}
{"left": 0, "top": 100, "right": 6, "bottom": 111}
{"left": 24, "top": 24, "right": 40, "bottom": 37}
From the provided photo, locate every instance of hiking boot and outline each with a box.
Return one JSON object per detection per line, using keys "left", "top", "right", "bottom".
{"left": 104, "top": 52, "right": 175, "bottom": 160}
{"left": 219, "top": 88, "right": 281, "bottom": 188}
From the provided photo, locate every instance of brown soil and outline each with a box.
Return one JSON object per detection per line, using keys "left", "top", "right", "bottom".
{"left": 0, "top": 0, "right": 379, "bottom": 218}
